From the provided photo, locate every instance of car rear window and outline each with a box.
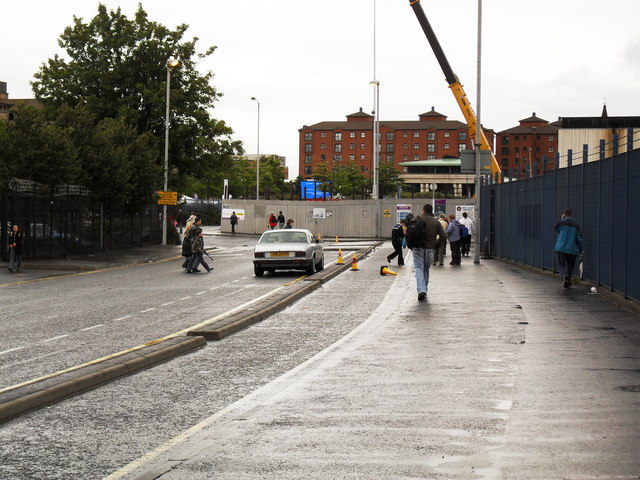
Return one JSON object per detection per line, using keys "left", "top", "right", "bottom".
{"left": 260, "top": 232, "right": 308, "bottom": 244}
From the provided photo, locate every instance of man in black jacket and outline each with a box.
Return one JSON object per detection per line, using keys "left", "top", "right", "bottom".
{"left": 410, "top": 204, "right": 445, "bottom": 302}
{"left": 8, "top": 224, "right": 24, "bottom": 273}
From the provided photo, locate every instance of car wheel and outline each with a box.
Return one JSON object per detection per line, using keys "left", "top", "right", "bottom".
{"left": 254, "top": 264, "right": 264, "bottom": 277}
{"left": 305, "top": 255, "right": 316, "bottom": 275}
{"left": 316, "top": 253, "right": 324, "bottom": 272}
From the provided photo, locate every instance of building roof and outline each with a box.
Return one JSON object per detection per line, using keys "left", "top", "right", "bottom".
{"left": 498, "top": 124, "right": 559, "bottom": 135}
{"left": 561, "top": 116, "right": 640, "bottom": 129}
{"left": 301, "top": 119, "right": 469, "bottom": 131}
{"left": 399, "top": 159, "right": 461, "bottom": 167}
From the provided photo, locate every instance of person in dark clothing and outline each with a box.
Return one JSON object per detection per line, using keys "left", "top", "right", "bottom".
{"left": 277, "top": 211, "right": 286, "bottom": 229}
{"left": 410, "top": 204, "right": 445, "bottom": 302}
{"left": 8, "top": 224, "right": 24, "bottom": 273}
{"left": 387, "top": 219, "right": 406, "bottom": 266}
{"left": 554, "top": 209, "right": 584, "bottom": 288}
{"left": 230, "top": 211, "right": 238, "bottom": 235}
{"left": 445, "top": 214, "right": 462, "bottom": 266}
{"left": 181, "top": 222, "right": 196, "bottom": 270}
{"left": 284, "top": 219, "right": 294, "bottom": 229}
{"left": 186, "top": 218, "right": 212, "bottom": 273}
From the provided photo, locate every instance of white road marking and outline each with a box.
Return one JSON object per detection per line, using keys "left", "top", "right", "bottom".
{"left": 178, "top": 296, "right": 191, "bottom": 301}
{"left": 42, "top": 335, "right": 68, "bottom": 343}
{"left": 113, "top": 315, "right": 131, "bottom": 322}
{"left": 195, "top": 291, "right": 207, "bottom": 295}
{"left": 140, "top": 308, "right": 156, "bottom": 313}
{"left": 161, "top": 301, "right": 175, "bottom": 306}
{"left": 81, "top": 324, "right": 104, "bottom": 331}
{"left": 0, "top": 346, "right": 25, "bottom": 356}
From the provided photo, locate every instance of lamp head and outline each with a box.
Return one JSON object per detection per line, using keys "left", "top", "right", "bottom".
{"left": 167, "top": 58, "right": 180, "bottom": 69}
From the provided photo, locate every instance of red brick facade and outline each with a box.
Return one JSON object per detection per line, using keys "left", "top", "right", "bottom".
{"left": 496, "top": 113, "right": 559, "bottom": 176}
{"left": 298, "top": 107, "right": 495, "bottom": 180}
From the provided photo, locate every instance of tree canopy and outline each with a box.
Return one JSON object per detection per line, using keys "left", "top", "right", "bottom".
{"left": 26, "top": 3, "right": 242, "bottom": 206}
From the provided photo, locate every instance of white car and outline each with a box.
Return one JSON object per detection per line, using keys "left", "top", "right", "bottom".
{"left": 253, "top": 228, "right": 324, "bottom": 276}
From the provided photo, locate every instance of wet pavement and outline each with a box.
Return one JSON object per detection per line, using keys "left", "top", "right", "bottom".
{"left": 101, "top": 248, "right": 640, "bottom": 480}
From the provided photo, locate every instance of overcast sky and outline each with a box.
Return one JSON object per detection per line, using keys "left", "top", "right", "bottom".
{"left": 4, "top": 0, "right": 640, "bottom": 179}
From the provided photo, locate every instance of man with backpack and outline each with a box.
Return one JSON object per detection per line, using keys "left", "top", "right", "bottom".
{"left": 405, "top": 204, "right": 445, "bottom": 302}
{"left": 459, "top": 212, "right": 474, "bottom": 256}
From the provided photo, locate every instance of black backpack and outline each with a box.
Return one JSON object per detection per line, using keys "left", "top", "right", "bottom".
{"left": 405, "top": 217, "right": 426, "bottom": 249}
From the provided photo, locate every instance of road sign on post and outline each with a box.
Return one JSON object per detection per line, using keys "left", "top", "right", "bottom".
{"left": 460, "top": 149, "right": 492, "bottom": 174}
{"left": 157, "top": 191, "right": 178, "bottom": 205}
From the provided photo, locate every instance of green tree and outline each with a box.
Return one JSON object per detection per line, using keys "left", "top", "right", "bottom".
{"left": 31, "top": 3, "right": 242, "bottom": 200}
{"left": 378, "top": 163, "right": 405, "bottom": 198}
{"left": 313, "top": 161, "right": 332, "bottom": 198}
{"left": 260, "top": 155, "right": 287, "bottom": 199}
{"left": 334, "top": 161, "right": 369, "bottom": 199}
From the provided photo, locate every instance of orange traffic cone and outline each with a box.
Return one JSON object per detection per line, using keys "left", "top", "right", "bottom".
{"left": 380, "top": 265, "right": 397, "bottom": 276}
{"left": 337, "top": 248, "right": 343, "bottom": 265}
{"left": 351, "top": 253, "right": 359, "bottom": 271}
{"left": 335, "top": 235, "right": 339, "bottom": 244}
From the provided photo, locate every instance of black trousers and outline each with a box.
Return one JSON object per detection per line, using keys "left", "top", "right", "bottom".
{"left": 388, "top": 240, "right": 404, "bottom": 265}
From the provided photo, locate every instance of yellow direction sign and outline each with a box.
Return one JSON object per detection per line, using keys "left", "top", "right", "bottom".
{"left": 157, "top": 191, "right": 178, "bottom": 205}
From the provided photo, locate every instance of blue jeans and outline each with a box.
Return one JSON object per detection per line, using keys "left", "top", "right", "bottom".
{"left": 187, "top": 253, "right": 210, "bottom": 272}
{"left": 412, "top": 247, "right": 434, "bottom": 294}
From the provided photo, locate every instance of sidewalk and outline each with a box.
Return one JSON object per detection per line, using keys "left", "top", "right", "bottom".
{"left": 115, "top": 249, "right": 640, "bottom": 480}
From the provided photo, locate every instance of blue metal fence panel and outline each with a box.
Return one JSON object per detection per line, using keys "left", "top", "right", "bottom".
{"left": 481, "top": 148, "right": 640, "bottom": 303}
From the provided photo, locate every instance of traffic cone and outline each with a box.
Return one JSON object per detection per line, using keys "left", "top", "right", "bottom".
{"left": 351, "top": 253, "right": 359, "bottom": 271}
{"left": 380, "top": 265, "right": 398, "bottom": 276}
{"left": 317, "top": 233, "right": 322, "bottom": 242}
{"left": 337, "top": 248, "right": 343, "bottom": 265}
{"left": 335, "top": 235, "right": 339, "bottom": 244}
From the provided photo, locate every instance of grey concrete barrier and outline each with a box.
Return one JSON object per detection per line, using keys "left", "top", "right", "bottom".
{"left": 0, "top": 336, "right": 206, "bottom": 424}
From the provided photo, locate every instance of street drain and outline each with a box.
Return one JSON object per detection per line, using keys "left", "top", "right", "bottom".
{"left": 617, "top": 385, "right": 640, "bottom": 392}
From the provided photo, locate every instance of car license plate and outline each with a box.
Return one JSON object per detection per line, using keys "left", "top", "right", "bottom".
{"left": 270, "top": 252, "right": 289, "bottom": 257}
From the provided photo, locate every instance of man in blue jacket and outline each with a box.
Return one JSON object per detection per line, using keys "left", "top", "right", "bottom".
{"left": 554, "top": 209, "right": 584, "bottom": 288}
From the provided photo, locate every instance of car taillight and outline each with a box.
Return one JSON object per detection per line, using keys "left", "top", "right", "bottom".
{"left": 255, "top": 252, "right": 265, "bottom": 258}
{"left": 294, "top": 251, "right": 305, "bottom": 257}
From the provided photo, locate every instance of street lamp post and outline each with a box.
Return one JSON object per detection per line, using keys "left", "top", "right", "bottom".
{"left": 251, "top": 97, "right": 260, "bottom": 199}
{"left": 162, "top": 58, "right": 180, "bottom": 246}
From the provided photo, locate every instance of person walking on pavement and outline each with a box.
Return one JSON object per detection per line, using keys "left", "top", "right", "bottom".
{"left": 407, "top": 204, "right": 445, "bottom": 302}
{"left": 230, "top": 211, "right": 238, "bottom": 235}
{"left": 268, "top": 212, "right": 277, "bottom": 230}
{"left": 433, "top": 213, "right": 448, "bottom": 266}
{"left": 284, "top": 219, "right": 294, "bottom": 229}
{"left": 446, "top": 214, "right": 462, "bottom": 266}
{"left": 554, "top": 208, "right": 584, "bottom": 288}
{"left": 459, "top": 212, "right": 474, "bottom": 256}
{"left": 186, "top": 218, "right": 212, "bottom": 273}
{"left": 387, "top": 219, "right": 406, "bottom": 266}
{"left": 277, "top": 211, "right": 286, "bottom": 229}
{"left": 8, "top": 224, "right": 24, "bottom": 273}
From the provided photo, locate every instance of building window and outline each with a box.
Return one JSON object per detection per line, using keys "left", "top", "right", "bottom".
{"left": 304, "top": 132, "right": 312, "bottom": 141}
{"left": 458, "top": 143, "right": 465, "bottom": 151}
{"left": 403, "top": 143, "right": 408, "bottom": 149}
{"left": 361, "top": 132, "right": 366, "bottom": 138}
{"left": 361, "top": 166, "right": 367, "bottom": 172}
{"left": 350, "top": 132, "right": 356, "bottom": 138}
{"left": 385, "top": 144, "right": 394, "bottom": 153}
{"left": 360, "top": 143, "right": 365, "bottom": 150}
{"left": 413, "top": 143, "right": 419, "bottom": 150}
{"left": 360, "top": 154, "right": 365, "bottom": 160}
{"left": 427, "top": 132, "right": 435, "bottom": 141}
{"left": 444, "top": 143, "right": 450, "bottom": 149}
{"left": 501, "top": 158, "right": 509, "bottom": 168}
{"left": 320, "top": 143, "right": 326, "bottom": 150}
{"left": 304, "top": 155, "right": 312, "bottom": 164}
{"left": 334, "top": 144, "right": 342, "bottom": 153}
{"left": 444, "top": 131, "right": 450, "bottom": 138}
{"left": 386, "top": 155, "right": 394, "bottom": 163}
{"left": 514, "top": 135, "right": 519, "bottom": 140}
{"left": 427, "top": 154, "right": 435, "bottom": 160}
{"left": 548, "top": 136, "right": 554, "bottom": 141}
{"left": 321, "top": 154, "right": 326, "bottom": 160}
{"left": 350, "top": 143, "right": 355, "bottom": 150}
{"left": 548, "top": 147, "right": 554, "bottom": 153}
{"left": 386, "top": 132, "right": 394, "bottom": 141}
{"left": 335, "top": 155, "right": 342, "bottom": 161}
{"left": 403, "top": 154, "right": 408, "bottom": 160}
{"left": 413, "top": 155, "right": 420, "bottom": 161}
{"left": 458, "top": 131, "right": 467, "bottom": 140}
{"left": 334, "top": 132, "right": 342, "bottom": 141}
{"left": 304, "top": 144, "right": 312, "bottom": 153}
{"left": 515, "top": 147, "right": 520, "bottom": 153}
{"left": 304, "top": 166, "right": 312, "bottom": 175}
{"left": 427, "top": 144, "right": 435, "bottom": 152}
{"left": 501, "top": 136, "right": 509, "bottom": 145}
{"left": 501, "top": 147, "right": 509, "bottom": 155}
{"left": 321, "top": 132, "right": 327, "bottom": 138}
{"left": 403, "top": 131, "right": 408, "bottom": 138}
{"left": 413, "top": 131, "right": 420, "bottom": 138}
{"left": 349, "top": 155, "right": 355, "bottom": 161}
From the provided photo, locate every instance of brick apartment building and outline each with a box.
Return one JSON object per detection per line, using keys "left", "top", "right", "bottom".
{"left": 298, "top": 107, "right": 495, "bottom": 183}
{"left": 495, "top": 113, "right": 559, "bottom": 177}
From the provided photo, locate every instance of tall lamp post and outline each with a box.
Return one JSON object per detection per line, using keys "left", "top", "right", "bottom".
{"left": 251, "top": 97, "right": 260, "bottom": 199}
{"left": 162, "top": 58, "right": 180, "bottom": 246}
